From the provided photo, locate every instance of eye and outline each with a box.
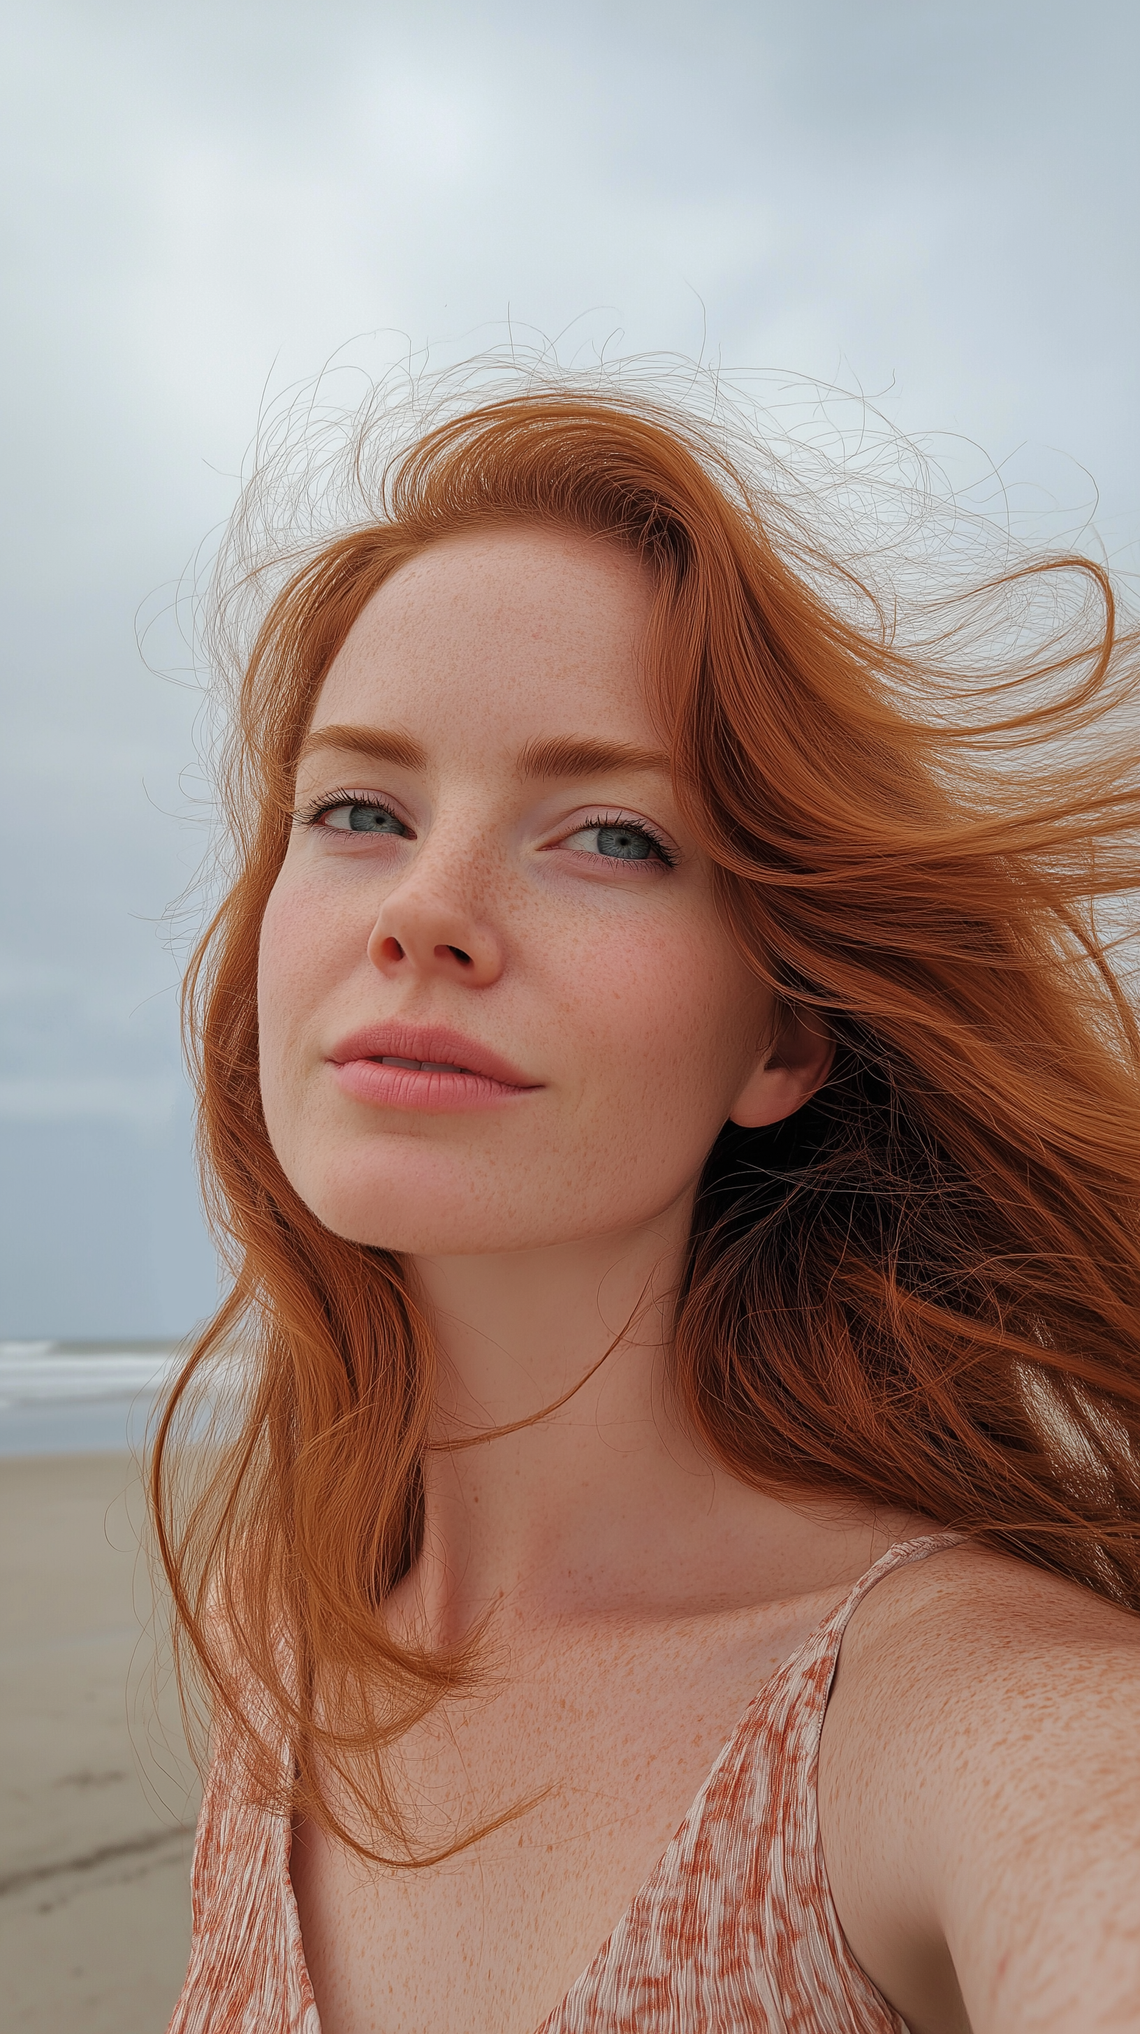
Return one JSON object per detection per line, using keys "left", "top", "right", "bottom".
{"left": 298, "top": 795, "right": 413, "bottom": 837}
{"left": 561, "top": 818, "right": 675, "bottom": 867}
{"left": 325, "top": 801, "right": 409, "bottom": 836}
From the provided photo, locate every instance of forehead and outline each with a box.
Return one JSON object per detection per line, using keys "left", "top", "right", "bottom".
{"left": 309, "top": 526, "right": 660, "bottom": 750}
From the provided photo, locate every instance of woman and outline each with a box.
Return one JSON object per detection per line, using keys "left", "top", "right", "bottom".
{"left": 158, "top": 376, "right": 1140, "bottom": 2033}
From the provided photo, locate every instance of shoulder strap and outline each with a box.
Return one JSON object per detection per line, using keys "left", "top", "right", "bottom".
{"left": 747, "top": 1530, "right": 967, "bottom": 1760}
{"left": 830, "top": 1530, "right": 966, "bottom": 1641}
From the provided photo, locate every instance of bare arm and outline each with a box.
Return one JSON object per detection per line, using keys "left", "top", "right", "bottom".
{"left": 819, "top": 1548, "right": 1140, "bottom": 2034}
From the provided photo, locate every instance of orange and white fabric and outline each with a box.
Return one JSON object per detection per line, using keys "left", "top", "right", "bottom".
{"left": 168, "top": 1532, "right": 960, "bottom": 2033}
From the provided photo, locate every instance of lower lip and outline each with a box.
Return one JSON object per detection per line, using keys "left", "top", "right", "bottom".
{"left": 331, "top": 1058, "right": 537, "bottom": 1114}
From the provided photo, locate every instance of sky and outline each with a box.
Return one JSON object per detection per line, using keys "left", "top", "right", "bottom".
{"left": 2, "top": 0, "right": 1138, "bottom": 1338}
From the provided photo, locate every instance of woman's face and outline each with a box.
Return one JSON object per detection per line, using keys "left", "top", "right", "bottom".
{"left": 258, "top": 526, "right": 779, "bottom": 1256}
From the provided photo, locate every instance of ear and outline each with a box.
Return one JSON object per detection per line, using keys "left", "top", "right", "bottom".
{"left": 728, "top": 1003, "right": 835, "bottom": 1129}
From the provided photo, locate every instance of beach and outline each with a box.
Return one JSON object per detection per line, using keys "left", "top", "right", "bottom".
{"left": 0, "top": 1451, "right": 198, "bottom": 2034}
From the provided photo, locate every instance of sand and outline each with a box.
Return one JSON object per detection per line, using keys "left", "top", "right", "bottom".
{"left": 0, "top": 1454, "right": 200, "bottom": 2034}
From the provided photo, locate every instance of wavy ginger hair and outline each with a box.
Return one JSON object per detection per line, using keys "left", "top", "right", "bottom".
{"left": 153, "top": 381, "right": 1140, "bottom": 1859}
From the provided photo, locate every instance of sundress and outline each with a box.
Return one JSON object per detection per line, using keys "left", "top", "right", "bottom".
{"left": 168, "top": 1531, "right": 960, "bottom": 2032}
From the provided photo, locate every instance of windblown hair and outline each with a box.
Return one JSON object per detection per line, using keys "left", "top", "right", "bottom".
{"left": 152, "top": 368, "right": 1140, "bottom": 1860}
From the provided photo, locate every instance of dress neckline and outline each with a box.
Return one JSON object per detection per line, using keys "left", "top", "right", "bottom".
{"left": 285, "top": 1532, "right": 960, "bottom": 2034}
{"left": 531, "top": 1624, "right": 813, "bottom": 2030}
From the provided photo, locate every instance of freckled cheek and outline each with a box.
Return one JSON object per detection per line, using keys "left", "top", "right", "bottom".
{"left": 572, "top": 918, "right": 760, "bottom": 1121}
{"left": 257, "top": 876, "right": 358, "bottom": 1071}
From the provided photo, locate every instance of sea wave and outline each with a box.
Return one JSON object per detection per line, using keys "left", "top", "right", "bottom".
{"left": 0, "top": 1341, "right": 182, "bottom": 1408}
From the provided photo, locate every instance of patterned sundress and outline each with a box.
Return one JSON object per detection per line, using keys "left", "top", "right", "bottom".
{"left": 169, "top": 1533, "right": 960, "bottom": 2032}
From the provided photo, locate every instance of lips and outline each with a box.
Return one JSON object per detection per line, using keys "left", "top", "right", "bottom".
{"left": 327, "top": 1023, "right": 540, "bottom": 1113}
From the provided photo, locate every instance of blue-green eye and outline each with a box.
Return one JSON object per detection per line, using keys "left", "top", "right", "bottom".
{"left": 594, "top": 824, "right": 653, "bottom": 860}
{"left": 319, "top": 801, "right": 410, "bottom": 835}
{"left": 563, "top": 820, "right": 673, "bottom": 865}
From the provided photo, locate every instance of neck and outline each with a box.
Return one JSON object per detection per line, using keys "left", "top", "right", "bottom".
{"left": 393, "top": 1204, "right": 917, "bottom": 1653}
{"left": 402, "top": 1199, "right": 724, "bottom": 1640}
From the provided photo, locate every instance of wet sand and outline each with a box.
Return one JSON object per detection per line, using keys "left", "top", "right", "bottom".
{"left": 0, "top": 1454, "right": 199, "bottom": 2034}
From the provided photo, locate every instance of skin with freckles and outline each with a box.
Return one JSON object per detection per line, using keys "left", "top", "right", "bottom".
{"left": 258, "top": 528, "right": 820, "bottom": 1263}
{"left": 258, "top": 528, "right": 1140, "bottom": 2034}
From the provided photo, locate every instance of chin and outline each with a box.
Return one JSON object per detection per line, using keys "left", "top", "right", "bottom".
{"left": 288, "top": 1156, "right": 556, "bottom": 1257}
{"left": 293, "top": 1154, "right": 673, "bottom": 1260}
{"left": 316, "top": 1200, "right": 579, "bottom": 1257}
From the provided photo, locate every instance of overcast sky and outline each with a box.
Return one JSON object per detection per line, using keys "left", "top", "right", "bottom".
{"left": 2, "top": 0, "right": 1138, "bottom": 1338}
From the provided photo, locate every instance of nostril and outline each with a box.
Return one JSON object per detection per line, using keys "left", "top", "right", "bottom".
{"left": 378, "top": 936, "right": 405, "bottom": 962}
{"left": 438, "top": 944, "right": 472, "bottom": 966}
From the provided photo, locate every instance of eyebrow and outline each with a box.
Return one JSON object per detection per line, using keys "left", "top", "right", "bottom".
{"left": 296, "top": 724, "right": 671, "bottom": 781}
{"left": 296, "top": 725, "right": 428, "bottom": 770}
{"left": 516, "top": 735, "right": 671, "bottom": 780}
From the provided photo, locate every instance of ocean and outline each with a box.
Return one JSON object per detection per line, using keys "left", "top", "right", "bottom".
{"left": 0, "top": 1341, "right": 185, "bottom": 1456}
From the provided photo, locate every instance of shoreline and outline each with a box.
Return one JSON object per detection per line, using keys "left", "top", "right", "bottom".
{"left": 0, "top": 1340, "right": 181, "bottom": 1460}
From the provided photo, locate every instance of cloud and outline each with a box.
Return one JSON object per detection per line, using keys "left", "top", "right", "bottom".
{"left": 0, "top": 1075, "right": 182, "bottom": 1128}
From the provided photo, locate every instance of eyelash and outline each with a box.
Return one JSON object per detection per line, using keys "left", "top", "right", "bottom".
{"left": 292, "top": 792, "right": 677, "bottom": 867}
{"left": 293, "top": 789, "right": 407, "bottom": 830}
{"left": 568, "top": 812, "right": 677, "bottom": 867}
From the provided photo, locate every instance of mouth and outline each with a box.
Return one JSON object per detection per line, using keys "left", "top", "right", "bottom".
{"left": 377, "top": 1055, "right": 481, "bottom": 1076}
{"left": 327, "top": 1024, "right": 540, "bottom": 1112}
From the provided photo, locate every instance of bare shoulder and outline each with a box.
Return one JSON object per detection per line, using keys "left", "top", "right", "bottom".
{"left": 822, "top": 1537, "right": 1140, "bottom": 1831}
{"left": 837, "top": 1537, "right": 1140, "bottom": 1692}
{"left": 819, "top": 1544, "right": 1140, "bottom": 2034}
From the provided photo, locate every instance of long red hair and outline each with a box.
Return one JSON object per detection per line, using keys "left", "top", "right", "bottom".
{"left": 152, "top": 383, "right": 1140, "bottom": 1857}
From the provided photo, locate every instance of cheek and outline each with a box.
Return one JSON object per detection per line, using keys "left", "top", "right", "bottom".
{"left": 568, "top": 912, "right": 768, "bottom": 1137}
{"left": 258, "top": 884, "right": 305, "bottom": 1049}
{"left": 256, "top": 875, "right": 350, "bottom": 1101}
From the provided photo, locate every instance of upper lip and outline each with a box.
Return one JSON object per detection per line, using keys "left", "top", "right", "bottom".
{"left": 328, "top": 1023, "right": 540, "bottom": 1089}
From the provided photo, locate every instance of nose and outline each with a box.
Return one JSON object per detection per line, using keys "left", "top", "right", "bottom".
{"left": 365, "top": 858, "right": 504, "bottom": 988}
